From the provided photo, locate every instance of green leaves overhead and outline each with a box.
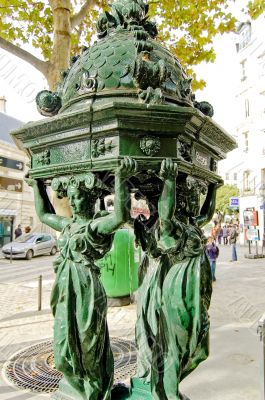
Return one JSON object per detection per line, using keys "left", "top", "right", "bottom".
{"left": 245, "top": 0, "right": 265, "bottom": 19}
{"left": 0, "top": 1, "right": 53, "bottom": 58}
{"left": 0, "top": 0, "right": 263, "bottom": 90}
{"left": 150, "top": 0, "right": 237, "bottom": 90}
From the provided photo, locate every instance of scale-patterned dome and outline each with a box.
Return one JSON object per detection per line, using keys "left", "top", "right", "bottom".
{"left": 36, "top": 0, "right": 213, "bottom": 117}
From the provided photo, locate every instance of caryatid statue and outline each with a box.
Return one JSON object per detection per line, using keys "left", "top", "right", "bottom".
{"left": 11, "top": 0, "right": 237, "bottom": 398}
{"left": 26, "top": 157, "right": 137, "bottom": 400}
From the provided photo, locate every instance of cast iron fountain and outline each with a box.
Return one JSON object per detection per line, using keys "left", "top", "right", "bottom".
{"left": 12, "top": 0, "right": 237, "bottom": 398}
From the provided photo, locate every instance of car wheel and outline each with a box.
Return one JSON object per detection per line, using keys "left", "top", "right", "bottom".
{"left": 26, "top": 250, "right": 33, "bottom": 260}
{"left": 50, "top": 246, "right": 57, "bottom": 256}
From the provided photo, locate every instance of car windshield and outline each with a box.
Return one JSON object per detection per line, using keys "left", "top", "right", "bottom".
{"left": 15, "top": 234, "right": 36, "bottom": 243}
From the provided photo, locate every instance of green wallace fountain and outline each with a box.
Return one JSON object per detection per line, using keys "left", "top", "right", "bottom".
{"left": 12, "top": 0, "right": 237, "bottom": 398}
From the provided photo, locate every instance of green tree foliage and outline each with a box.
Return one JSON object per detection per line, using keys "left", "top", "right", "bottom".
{"left": 216, "top": 184, "right": 239, "bottom": 215}
{"left": 246, "top": 0, "right": 265, "bottom": 19}
{"left": 0, "top": 0, "right": 263, "bottom": 90}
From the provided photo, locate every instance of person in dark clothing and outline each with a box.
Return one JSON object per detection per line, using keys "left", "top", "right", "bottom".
{"left": 14, "top": 224, "right": 22, "bottom": 239}
{"left": 206, "top": 236, "right": 219, "bottom": 281}
{"left": 222, "top": 225, "right": 228, "bottom": 245}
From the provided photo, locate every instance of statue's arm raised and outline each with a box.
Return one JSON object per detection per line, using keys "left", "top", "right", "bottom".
{"left": 157, "top": 159, "right": 181, "bottom": 253}
{"left": 195, "top": 182, "right": 219, "bottom": 227}
{"left": 92, "top": 157, "right": 137, "bottom": 235}
{"left": 158, "top": 159, "right": 178, "bottom": 225}
{"left": 25, "top": 178, "right": 70, "bottom": 232}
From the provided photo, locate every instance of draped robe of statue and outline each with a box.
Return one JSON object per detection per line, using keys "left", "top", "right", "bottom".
{"left": 26, "top": 158, "right": 137, "bottom": 400}
{"left": 134, "top": 172, "right": 215, "bottom": 400}
{"left": 51, "top": 218, "right": 114, "bottom": 399}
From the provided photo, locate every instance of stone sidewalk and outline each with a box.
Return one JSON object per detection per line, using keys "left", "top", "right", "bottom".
{"left": 0, "top": 244, "right": 264, "bottom": 399}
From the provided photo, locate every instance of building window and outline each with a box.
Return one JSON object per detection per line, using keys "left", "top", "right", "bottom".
{"left": 260, "top": 91, "right": 265, "bottom": 114}
{"left": 258, "top": 52, "right": 265, "bottom": 77}
{"left": 243, "top": 170, "right": 250, "bottom": 192}
{"left": 225, "top": 173, "right": 229, "bottom": 180}
{"left": 243, "top": 132, "right": 249, "bottom": 152}
{"left": 236, "top": 23, "right": 251, "bottom": 52}
{"left": 233, "top": 173, "right": 237, "bottom": 180}
{"left": 241, "top": 60, "right": 247, "bottom": 81}
{"left": 245, "top": 99, "right": 250, "bottom": 118}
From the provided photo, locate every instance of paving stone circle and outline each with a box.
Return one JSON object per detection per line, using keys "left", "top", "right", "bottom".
{"left": 4, "top": 338, "right": 137, "bottom": 393}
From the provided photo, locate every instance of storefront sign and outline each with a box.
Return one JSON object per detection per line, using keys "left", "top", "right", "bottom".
{"left": 0, "top": 156, "right": 24, "bottom": 171}
{"left": 243, "top": 209, "right": 259, "bottom": 226}
{"left": 0, "top": 177, "right": 23, "bottom": 192}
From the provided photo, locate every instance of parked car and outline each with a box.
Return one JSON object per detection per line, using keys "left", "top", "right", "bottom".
{"left": 2, "top": 233, "right": 57, "bottom": 260}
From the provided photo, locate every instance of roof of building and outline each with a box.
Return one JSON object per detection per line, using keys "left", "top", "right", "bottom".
{"left": 0, "top": 112, "right": 23, "bottom": 144}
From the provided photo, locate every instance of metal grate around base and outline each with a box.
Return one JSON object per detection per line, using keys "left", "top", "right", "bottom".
{"left": 4, "top": 338, "right": 137, "bottom": 393}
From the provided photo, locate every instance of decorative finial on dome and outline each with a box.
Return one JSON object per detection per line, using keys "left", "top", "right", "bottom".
{"left": 97, "top": 0, "right": 157, "bottom": 39}
{"left": 193, "top": 99, "right": 214, "bottom": 117}
{"left": 36, "top": 90, "right": 62, "bottom": 117}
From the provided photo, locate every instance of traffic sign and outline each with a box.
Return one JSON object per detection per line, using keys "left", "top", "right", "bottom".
{"left": 0, "top": 156, "right": 24, "bottom": 171}
{"left": 229, "top": 197, "right": 239, "bottom": 208}
{"left": 0, "top": 177, "right": 23, "bottom": 192}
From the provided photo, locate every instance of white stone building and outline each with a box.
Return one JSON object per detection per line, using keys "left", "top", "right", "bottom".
{"left": 234, "top": 14, "right": 265, "bottom": 246}
{"left": 0, "top": 97, "right": 38, "bottom": 245}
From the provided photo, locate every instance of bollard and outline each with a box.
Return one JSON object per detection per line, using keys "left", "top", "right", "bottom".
{"left": 10, "top": 246, "right": 13, "bottom": 264}
{"left": 258, "top": 313, "right": 265, "bottom": 400}
{"left": 38, "top": 275, "right": 42, "bottom": 311}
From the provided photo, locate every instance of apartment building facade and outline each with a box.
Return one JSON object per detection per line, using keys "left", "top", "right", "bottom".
{"left": 234, "top": 15, "right": 265, "bottom": 245}
{"left": 0, "top": 98, "right": 38, "bottom": 245}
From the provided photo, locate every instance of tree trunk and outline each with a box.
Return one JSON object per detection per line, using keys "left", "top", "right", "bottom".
{"left": 47, "top": 0, "right": 72, "bottom": 91}
{"left": 47, "top": 0, "right": 73, "bottom": 217}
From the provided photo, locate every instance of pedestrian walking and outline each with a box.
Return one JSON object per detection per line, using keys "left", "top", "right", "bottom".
{"left": 14, "top": 224, "right": 22, "bottom": 239}
{"left": 230, "top": 225, "right": 238, "bottom": 262}
{"left": 25, "top": 226, "right": 31, "bottom": 234}
{"left": 206, "top": 237, "right": 219, "bottom": 282}
{"left": 217, "top": 225, "right": 223, "bottom": 245}
{"left": 211, "top": 222, "right": 219, "bottom": 242}
{"left": 227, "top": 225, "right": 231, "bottom": 245}
{"left": 222, "top": 224, "right": 228, "bottom": 245}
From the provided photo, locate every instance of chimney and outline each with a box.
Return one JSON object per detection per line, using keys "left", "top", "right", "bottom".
{"left": 0, "top": 96, "right": 7, "bottom": 113}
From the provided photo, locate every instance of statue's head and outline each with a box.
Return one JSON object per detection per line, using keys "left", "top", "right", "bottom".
{"left": 67, "top": 186, "right": 90, "bottom": 216}
{"left": 51, "top": 173, "right": 107, "bottom": 218}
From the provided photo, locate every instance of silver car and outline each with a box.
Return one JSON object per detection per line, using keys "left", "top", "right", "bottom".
{"left": 2, "top": 233, "right": 57, "bottom": 260}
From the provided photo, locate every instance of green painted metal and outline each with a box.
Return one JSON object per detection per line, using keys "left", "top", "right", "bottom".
{"left": 25, "top": 159, "right": 137, "bottom": 400}
{"left": 11, "top": 0, "right": 238, "bottom": 398}
{"left": 98, "top": 228, "right": 141, "bottom": 298}
{"left": 133, "top": 160, "right": 216, "bottom": 400}
{"left": 129, "top": 378, "right": 153, "bottom": 399}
